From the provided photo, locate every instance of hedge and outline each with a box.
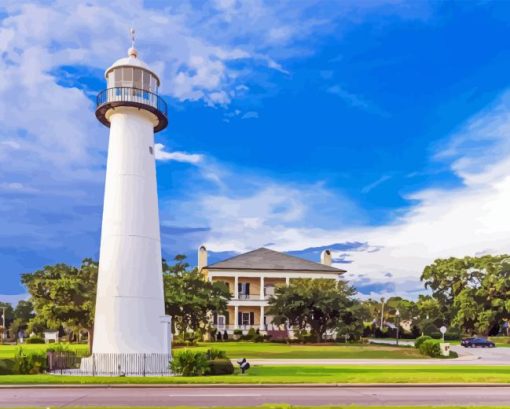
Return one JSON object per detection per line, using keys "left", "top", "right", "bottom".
{"left": 207, "top": 359, "right": 234, "bottom": 375}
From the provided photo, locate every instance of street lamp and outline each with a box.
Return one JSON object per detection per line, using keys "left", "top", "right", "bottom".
{"left": 395, "top": 309, "right": 401, "bottom": 346}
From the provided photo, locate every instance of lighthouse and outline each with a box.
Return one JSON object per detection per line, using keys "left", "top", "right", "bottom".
{"left": 80, "top": 31, "right": 171, "bottom": 375}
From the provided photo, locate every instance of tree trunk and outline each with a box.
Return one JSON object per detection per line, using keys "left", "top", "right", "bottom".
{"left": 87, "top": 327, "right": 94, "bottom": 355}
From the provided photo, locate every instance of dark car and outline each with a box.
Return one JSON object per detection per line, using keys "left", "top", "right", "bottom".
{"left": 461, "top": 337, "right": 495, "bottom": 348}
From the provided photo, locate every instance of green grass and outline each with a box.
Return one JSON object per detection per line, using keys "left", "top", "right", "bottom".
{"left": 0, "top": 365, "right": 509, "bottom": 384}
{"left": 0, "top": 342, "right": 423, "bottom": 360}
{"left": 0, "top": 343, "right": 88, "bottom": 359}
{"left": 179, "top": 342, "right": 425, "bottom": 359}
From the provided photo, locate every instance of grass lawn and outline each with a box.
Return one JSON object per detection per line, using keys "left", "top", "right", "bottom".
{"left": 0, "top": 365, "right": 509, "bottom": 384}
{"left": 180, "top": 342, "right": 425, "bottom": 359}
{"left": 0, "top": 343, "right": 88, "bottom": 359}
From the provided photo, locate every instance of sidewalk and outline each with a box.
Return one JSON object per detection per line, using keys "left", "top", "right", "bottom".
{"left": 245, "top": 356, "right": 481, "bottom": 366}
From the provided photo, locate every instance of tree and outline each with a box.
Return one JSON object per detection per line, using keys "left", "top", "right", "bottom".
{"left": 21, "top": 259, "right": 98, "bottom": 353}
{"left": 421, "top": 255, "right": 510, "bottom": 336}
{"left": 14, "top": 300, "right": 34, "bottom": 323}
{"left": 163, "top": 255, "right": 231, "bottom": 337}
{"left": 268, "top": 278, "right": 358, "bottom": 343}
{"left": 8, "top": 300, "right": 35, "bottom": 341}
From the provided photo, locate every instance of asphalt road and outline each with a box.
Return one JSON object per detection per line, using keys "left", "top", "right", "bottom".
{"left": 2, "top": 386, "right": 510, "bottom": 407}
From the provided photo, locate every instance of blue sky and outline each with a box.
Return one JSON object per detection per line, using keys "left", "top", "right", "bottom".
{"left": 3, "top": 0, "right": 510, "bottom": 299}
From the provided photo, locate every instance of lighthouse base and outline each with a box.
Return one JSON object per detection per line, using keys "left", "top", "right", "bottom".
{"left": 79, "top": 353, "right": 172, "bottom": 376}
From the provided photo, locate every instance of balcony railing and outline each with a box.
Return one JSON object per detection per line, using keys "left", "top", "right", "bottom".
{"left": 95, "top": 87, "right": 168, "bottom": 132}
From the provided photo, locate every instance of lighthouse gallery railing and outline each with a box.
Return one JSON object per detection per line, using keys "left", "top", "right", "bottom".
{"left": 96, "top": 87, "right": 168, "bottom": 119}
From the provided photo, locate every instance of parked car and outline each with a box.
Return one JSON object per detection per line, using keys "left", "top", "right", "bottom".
{"left": 461, "top": 337, "right": 495, "bottom": 348}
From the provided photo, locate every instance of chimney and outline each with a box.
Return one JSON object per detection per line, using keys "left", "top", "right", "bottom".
{"left": 198, "top": 245, "right": 208, "bottom": 270}
{"left": 320, "top": 249, "right": 332, "bottom": 266}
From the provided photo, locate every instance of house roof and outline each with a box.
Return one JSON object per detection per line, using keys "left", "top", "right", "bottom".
{"left": 206, "top": 247, "right": 346, "bottom": 273}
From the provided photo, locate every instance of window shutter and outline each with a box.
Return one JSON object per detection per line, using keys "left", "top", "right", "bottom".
{"left": 238, "top": 312, "right": 242, "bottom": 326}
{"left": 213, "top": 313, "right": 217, "bottom": 325}
{"left": 246, "top": 283, "right": 250, "bottom": 295}
{"left": 238, "top": 283, "right": 242, "bottom": 294}
{"left": 250, "top": 312, "right": 255, "bottom": 325}
{"left": 225, "top": 312, "right": 230, "bottom": 325}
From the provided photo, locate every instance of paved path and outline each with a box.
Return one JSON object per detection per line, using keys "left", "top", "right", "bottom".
{"left": 2, "top": 386, "right": 510, "bottom": 407}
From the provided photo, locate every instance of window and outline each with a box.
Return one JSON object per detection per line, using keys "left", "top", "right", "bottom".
{"left": 240, "top": 312, "right": 254, "bottom": 326}
{"left": 122, "top": 67, "right": 133, "bottom": 83}
{"left": 238, "top": 282, "right": 250, "bottom": 299}
{"left": 133, "top": 68, "right": 142, "bottom": 89}
{"left": 107, "top": 71, "right": 115, "bottom": 88}
{"left": 143, "top": 71, "right": 150, "bottom": 91}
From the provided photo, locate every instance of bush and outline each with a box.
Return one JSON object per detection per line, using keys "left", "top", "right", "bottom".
{"left": 170, "top": 350, "right": 209, "bottom": 376}
{"left": 419, "top": 339, "right": 441, "bottom": 358}
{"left": 13, "top": 347, "right": 47, "bottom": 374}
{"left": 207, "top": 359, "right": 234, "bottom": 375}
{"left": 246, "top": 328, "right": 257, "bottom": 340}
{"left": 0, "top": 359, "right": 15, "bottom": 375}
{"left": 414, "top": 335, "right": 432, "bottom": 349}
{"left": 205, "top": 348, "right": 227, "bottom": 360}
{"left": 25, "top": 336, "right": 45, "bottom": 344}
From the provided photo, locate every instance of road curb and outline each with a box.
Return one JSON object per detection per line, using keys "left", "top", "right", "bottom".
{"left": 0, "top": 383, "right": 509, "bottom": 389}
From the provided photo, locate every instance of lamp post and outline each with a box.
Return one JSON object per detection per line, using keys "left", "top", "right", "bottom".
{"left": 395, "top": 309, "right": 401, "bottom": 346}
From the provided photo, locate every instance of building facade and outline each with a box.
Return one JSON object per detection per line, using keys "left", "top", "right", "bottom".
{"left": 198, "top": 247, "right": 346, "bottom": 336}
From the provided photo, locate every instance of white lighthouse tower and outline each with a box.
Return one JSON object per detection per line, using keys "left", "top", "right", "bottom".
{"left": 80, "top": 31, "right": 171, "bottom": 375}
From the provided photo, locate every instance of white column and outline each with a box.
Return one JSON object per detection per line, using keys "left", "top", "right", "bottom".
{"left": 260, "top": 305, "right": 265, "bottom": 331}
{"left": 286, "top": 277, "right": 290, "bottom": 286}
{"left": 260, "top": 276, "right": 265, "bottom": 300}
{"left": 234, "top": 275, "right": 239, "bottom": 299}
{"left": 234, "top": 305, "right": 239, "bottom": 328}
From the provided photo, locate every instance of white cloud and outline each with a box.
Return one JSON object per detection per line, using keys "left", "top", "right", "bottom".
{"left": 154, "top": 143, "right": 203, "bottom": 164}
{"left": 174, "top": 91, "right": 510, "bottom": 299}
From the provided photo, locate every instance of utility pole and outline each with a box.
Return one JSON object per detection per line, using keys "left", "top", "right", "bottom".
{"left": 1, "top": 306, "right": 5, "bottom": 344}
{"left": 380, "top": 297, "right": 385, "bottom": 331}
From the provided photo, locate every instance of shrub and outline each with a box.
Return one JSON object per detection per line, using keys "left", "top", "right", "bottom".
{"left": 414, "top": 335, "right": 432, "bottom": 349}
{"left": 0, "top": 359, "right": 15, "bottom": 375}
{"left": 207, "top": 359, "right": 234, "bottom": 375}
{"left": 13, "top": 347, "right": 47, "bottom": 374}
{"left": 205, "top": 348, "right": 227, "bottom": 360}
{"left": 25, "top": 337, "right": 45, "bottom": 344}
{"left": 170, "top": 350, "right": 209, "bottom": 376}
{"left": 233, "top": 329, "right": 243, "bottom": 336}
{"left": 246, "top": 328, "right": 257, "bottom": 340}
{"left": 419, "top": 339, "right": 441, "bottom": 358}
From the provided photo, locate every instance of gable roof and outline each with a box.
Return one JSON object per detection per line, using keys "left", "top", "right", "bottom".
{"left": 206, "top": 247, "right": 346, "bottom": 273}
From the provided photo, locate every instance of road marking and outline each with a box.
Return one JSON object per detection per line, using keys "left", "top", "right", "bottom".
{"left": 168, "top": 394, "right": 262, "bottom": 397}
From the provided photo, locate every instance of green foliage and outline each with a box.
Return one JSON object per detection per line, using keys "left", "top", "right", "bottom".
{"left": 25, "top": 336, "right": 45, "bottom": 344}
{"left": 207, "top": 359, "right": 234, "bottom": 375}
{"left": 0, "top": 358, "right": 15, "bottom": 375}
{"left": 418, "top": 339, "right": 441, "bottom": 358}
{"left": 170, "top": 350, "right": 209, "bottom": 376}
{"left": 205, "top": 348, "right": 227, "bottom": 360}
{"left": 233, "top": 329, "right": 243, "bottom": 336}
{"left": 245, "top": 327, "right": 257, "bottom": 340}
{"left": 13, "top": 347, "right": 46, "bottom": 374}
{"left": 414, "top": 335, "right": 432, "bottom": 349}
{"left": 163, "top": 255, "right": 231, "bottom": 337}
{"left": 21, "top": 259, "right": 98, "bottom": 353}
{"left": 268, "top": 278, "right": 358, "bottom": 342}
{"left": 421, "top": 254, "right": 510, "bottom": 335}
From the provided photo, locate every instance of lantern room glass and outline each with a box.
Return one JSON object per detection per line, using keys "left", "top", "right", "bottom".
{"left": 107, "top": 67, "right": 158, "bottom": 94}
